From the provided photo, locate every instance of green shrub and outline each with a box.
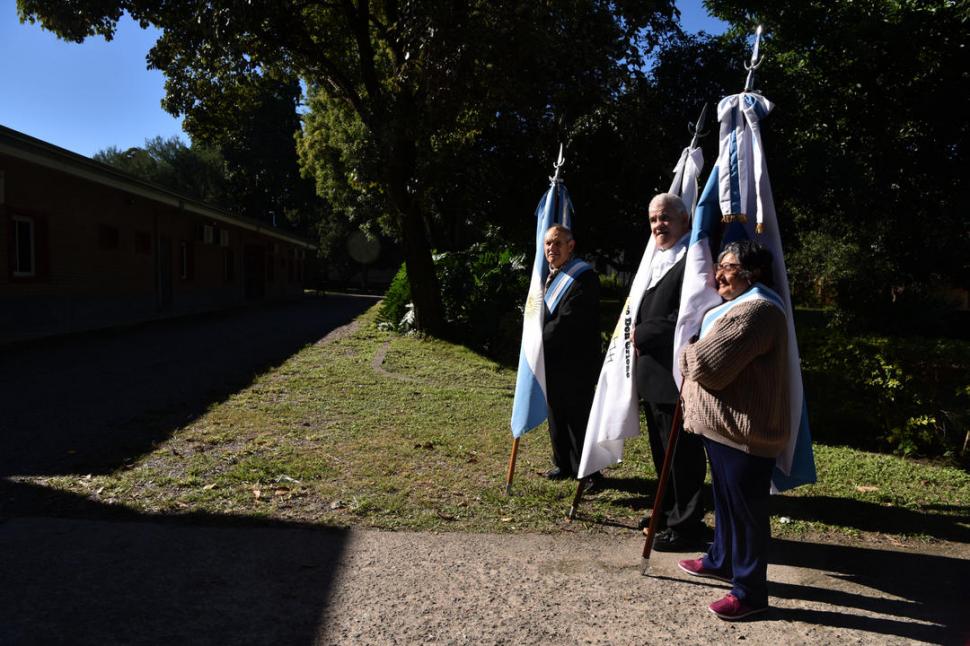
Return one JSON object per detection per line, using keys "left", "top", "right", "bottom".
{"left": 377, "top": 242, "right": 529, "bottom": 361}
{"left": 377, "top": 264, "right": 411, "bottom": 328}
{"left": 798, "top": 321, "right": 970, "bottom": 462}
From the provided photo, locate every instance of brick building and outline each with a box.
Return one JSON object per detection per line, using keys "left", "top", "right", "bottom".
{"left": 0, "top": 125, "right": 315, "bottom": 344}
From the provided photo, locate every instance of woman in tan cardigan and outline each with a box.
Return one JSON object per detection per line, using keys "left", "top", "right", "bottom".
{"left": 676, "top": 240, "right": 790, "bottom": 621}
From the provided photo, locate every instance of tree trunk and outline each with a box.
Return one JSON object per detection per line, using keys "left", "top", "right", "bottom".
{"left": 399, "top": 203, "right": 446, "bottom": 336}
{"left": 383, "top": 122, "right": 446, "bottom": 337}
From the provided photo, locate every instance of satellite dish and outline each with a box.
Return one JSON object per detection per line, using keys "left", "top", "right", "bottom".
{"left": 347, "top": 230, "right": 381, "bottom": 264}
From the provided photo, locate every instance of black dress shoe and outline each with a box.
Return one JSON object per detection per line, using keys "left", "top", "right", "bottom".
{"left": 544, "top": 467, "right": 569, "bottom": 480}
{"left": 637, "top": 513, "right": 653, "bottom": 530}
{"left": 651, "top": 528, "right": 706, "bottom": 552}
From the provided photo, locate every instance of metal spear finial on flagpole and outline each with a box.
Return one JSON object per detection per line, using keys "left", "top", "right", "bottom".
{"left": 550, "top": 143, "right": 566, "bottom": 183}
{"left": 688, "top": 103, "right": 710, "bottom": 151}
{"left": 743, "top": 25, "right": 765, "bottom": 92}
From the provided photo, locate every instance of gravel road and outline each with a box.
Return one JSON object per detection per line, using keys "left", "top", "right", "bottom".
{"left": 2, "top": 517, "right": 966, "bottom": 645}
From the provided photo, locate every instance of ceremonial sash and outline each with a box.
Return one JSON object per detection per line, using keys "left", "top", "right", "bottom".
{"left": 544, "top": 258, "right": 592, "bottom": 315}
{"left": 699, "top": 283, "right": 785, "bottom": 339}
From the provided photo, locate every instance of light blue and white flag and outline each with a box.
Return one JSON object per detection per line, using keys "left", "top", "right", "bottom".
{"left": 510, "top": 180, "right": 574, "bottom": 438}
{"left": 674, "top": 92, "right": 816, "bottom": 492}
{"left": 577, "top": 147, "right": 704, "bottom": 478}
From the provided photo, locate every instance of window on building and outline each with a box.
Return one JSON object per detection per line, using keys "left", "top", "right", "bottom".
{"left": 179, "top": 240, "right": 194, "bottom": 280}
{"left": 12, "top": 215, "right": 35, "bottom": 277}
{"left": 224, "top": 248, "right": 235, "bottom": 282}
{"left": 98, "top": 224, "right": 120, "bottom": 250}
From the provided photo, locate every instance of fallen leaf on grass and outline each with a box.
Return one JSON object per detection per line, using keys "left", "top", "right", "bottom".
{"left": 855, "top": 485, "right": 879, "bottom": 493}
{"left": 202, "top": 483, "right": 217, "bottom": 491}
{"left": 501, "top": 517, "right": 512, "bottom": 522}
{"left": 253, "top": 488, "right": 262, "bottom": 500}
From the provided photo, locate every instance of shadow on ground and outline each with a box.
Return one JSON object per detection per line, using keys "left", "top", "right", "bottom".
{"left": 0, "top": 481, "right": 350, "bottom": 645}
{"left": 0, "top": 296, "right": 376, "bottom": 644}
{"left": 0, "top": 293, "right": 378, "bottom": 477}
{"left": 769, "top": 537, "right": 970, "bottom": 645}
{"left": 605, "top": 475, "right": 969, "bottom": 543}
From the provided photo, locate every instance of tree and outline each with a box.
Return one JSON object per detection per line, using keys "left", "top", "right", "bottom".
{"left": 179, "top": 72, "right": 326, "bottom": 231}
{"left": 18, "top": 0, "right": 679, "bottom": 336}
{"left": 94, "top": 136, "right": 229, "bottom": 205}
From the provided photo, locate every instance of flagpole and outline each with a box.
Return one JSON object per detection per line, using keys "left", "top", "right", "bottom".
{"left": 568, "top": 111, "right": 708, "bottom": 521}
{"left": 504, "top": 437, "right": 520, "bottom": 496}
{"left": 567, "top": 478, "right": 585, "bottom": 520}
{"left": 641, "top": 385, "right": 685, "bottom": 575}
{"left": 507, "top": 144, "right": 567, "bottom": 496}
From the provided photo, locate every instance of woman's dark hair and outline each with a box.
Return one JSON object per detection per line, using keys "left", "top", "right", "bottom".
{"left": 719, "top": 240, "right": 774, "bottom": 288}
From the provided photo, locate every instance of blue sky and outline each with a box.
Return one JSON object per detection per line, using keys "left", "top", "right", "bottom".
{"left": 0, "top": 1, "right": 728, "bottom": 158}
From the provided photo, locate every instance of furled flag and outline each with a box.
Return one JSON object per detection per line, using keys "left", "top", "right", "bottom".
{"left": 576, "top": 146, "right": 704, "bottom": 478}
{"left": 673, "top": 92, "right": 816, "bottom": 492}
{"left": 510, "top": 179, "right": 574, "bottom": 437}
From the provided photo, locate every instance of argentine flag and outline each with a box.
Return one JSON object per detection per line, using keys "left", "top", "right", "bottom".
{"left": 510, "top": 180, "right": 574, "bottom": 438}
{"left": 674, "top": 92, "right": 816, "bottom": 492}
{"left": 577, "top": 146, "right": 703, "bottom": 478}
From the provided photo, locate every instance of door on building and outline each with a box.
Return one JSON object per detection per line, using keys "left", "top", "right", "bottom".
{"left": 157, "top": 236, "right": 173, "bottom": 311}
{"left": 243, "top": 244, "right": 266, "bottom": 300}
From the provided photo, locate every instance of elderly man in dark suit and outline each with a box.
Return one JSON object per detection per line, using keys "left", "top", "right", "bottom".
{"left": 633, "top": 193, "right": 707, "bottom": 551}
{"left": 541, "top": 224, "right": 602, "bottom": 481}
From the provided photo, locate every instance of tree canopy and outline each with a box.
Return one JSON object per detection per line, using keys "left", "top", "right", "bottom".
{"left": 94, "top": 136, "right": 228, "bottom": 206}
{"left": 18, "top": 0, "right": 680, "bottom": 335}
{"left": 18, "top": 0, "right": 967, "bottom": 333}
{"left": 705, "top": 0, "right": 969, "bottom": 326}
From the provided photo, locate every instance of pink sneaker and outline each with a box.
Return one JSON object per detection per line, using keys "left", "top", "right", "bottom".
{"left": 677, "top": 558, "right": 731, "bottom": 583}
{"left": 708, "top": 593, "right": 768, "bottom": 621}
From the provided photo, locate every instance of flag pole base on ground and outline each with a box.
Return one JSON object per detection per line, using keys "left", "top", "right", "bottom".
{"left": 504, "top": 437, "right": 520, "bottom": 496}
{"left": 640, "top": 557, "right": 652, "bottom": 576}
{"left": 566, "top": 478, "right": 585, "bottom": 521}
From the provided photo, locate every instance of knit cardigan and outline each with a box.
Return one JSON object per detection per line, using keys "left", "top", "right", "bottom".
{"left": 679, "top": 298, "right": 790, "bottom": 458}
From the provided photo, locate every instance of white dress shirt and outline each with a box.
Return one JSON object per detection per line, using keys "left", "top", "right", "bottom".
{"left": 646, "top": 233, "right": 690, "bottom": 289}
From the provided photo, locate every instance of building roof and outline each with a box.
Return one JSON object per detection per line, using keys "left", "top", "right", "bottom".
{"left": 0, "top": 124, "right": 316, "bottom": 249}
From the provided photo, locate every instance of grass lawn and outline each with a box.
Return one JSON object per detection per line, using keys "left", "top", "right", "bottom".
{"left": 26, "top": 304, "right": 970, "bottom": 545}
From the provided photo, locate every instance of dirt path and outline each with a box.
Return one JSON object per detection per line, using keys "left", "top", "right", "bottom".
{"left": 1, "top": 516, "right": 966, "bottom": 645}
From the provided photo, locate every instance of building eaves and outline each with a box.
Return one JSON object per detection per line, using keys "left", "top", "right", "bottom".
{"left": 0, "top": 124, "right": 316, "bottom": 250}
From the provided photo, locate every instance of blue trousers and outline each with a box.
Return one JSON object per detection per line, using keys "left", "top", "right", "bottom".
{"left": 701, "top": 437, "right": 775, "bottom": 608}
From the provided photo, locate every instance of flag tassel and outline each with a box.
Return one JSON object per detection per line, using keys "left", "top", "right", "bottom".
{"left": 504, "top": 437, "right": 520, "bottom": 496}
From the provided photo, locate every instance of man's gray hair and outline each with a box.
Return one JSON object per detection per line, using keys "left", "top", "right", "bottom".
{"left": 545, "top": 224, "right": 574, "bottom": 241}
{"left": 648, "top": 193, "right": 689, "bottom": 219}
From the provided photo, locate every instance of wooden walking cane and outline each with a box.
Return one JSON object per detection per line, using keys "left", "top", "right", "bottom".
{"left": 504, "top": 437, "right": 520, "bottom": 495}
{"left": 641, "top": 386, "right": 686, "bottom": 575}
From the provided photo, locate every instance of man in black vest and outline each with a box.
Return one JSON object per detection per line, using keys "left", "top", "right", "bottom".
{"left": 542, "top": 225, "right": 601, "bottom": 481}
{"left": 633, "top": 193, "right": 707, "bottom": 551}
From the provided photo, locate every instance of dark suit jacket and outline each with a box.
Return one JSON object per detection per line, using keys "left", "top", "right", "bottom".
{"left": 634, "top": 255, "right": 686, "bottom": 404}
{"left": 543, "top": 268, "right": 602, "bottom": 400}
